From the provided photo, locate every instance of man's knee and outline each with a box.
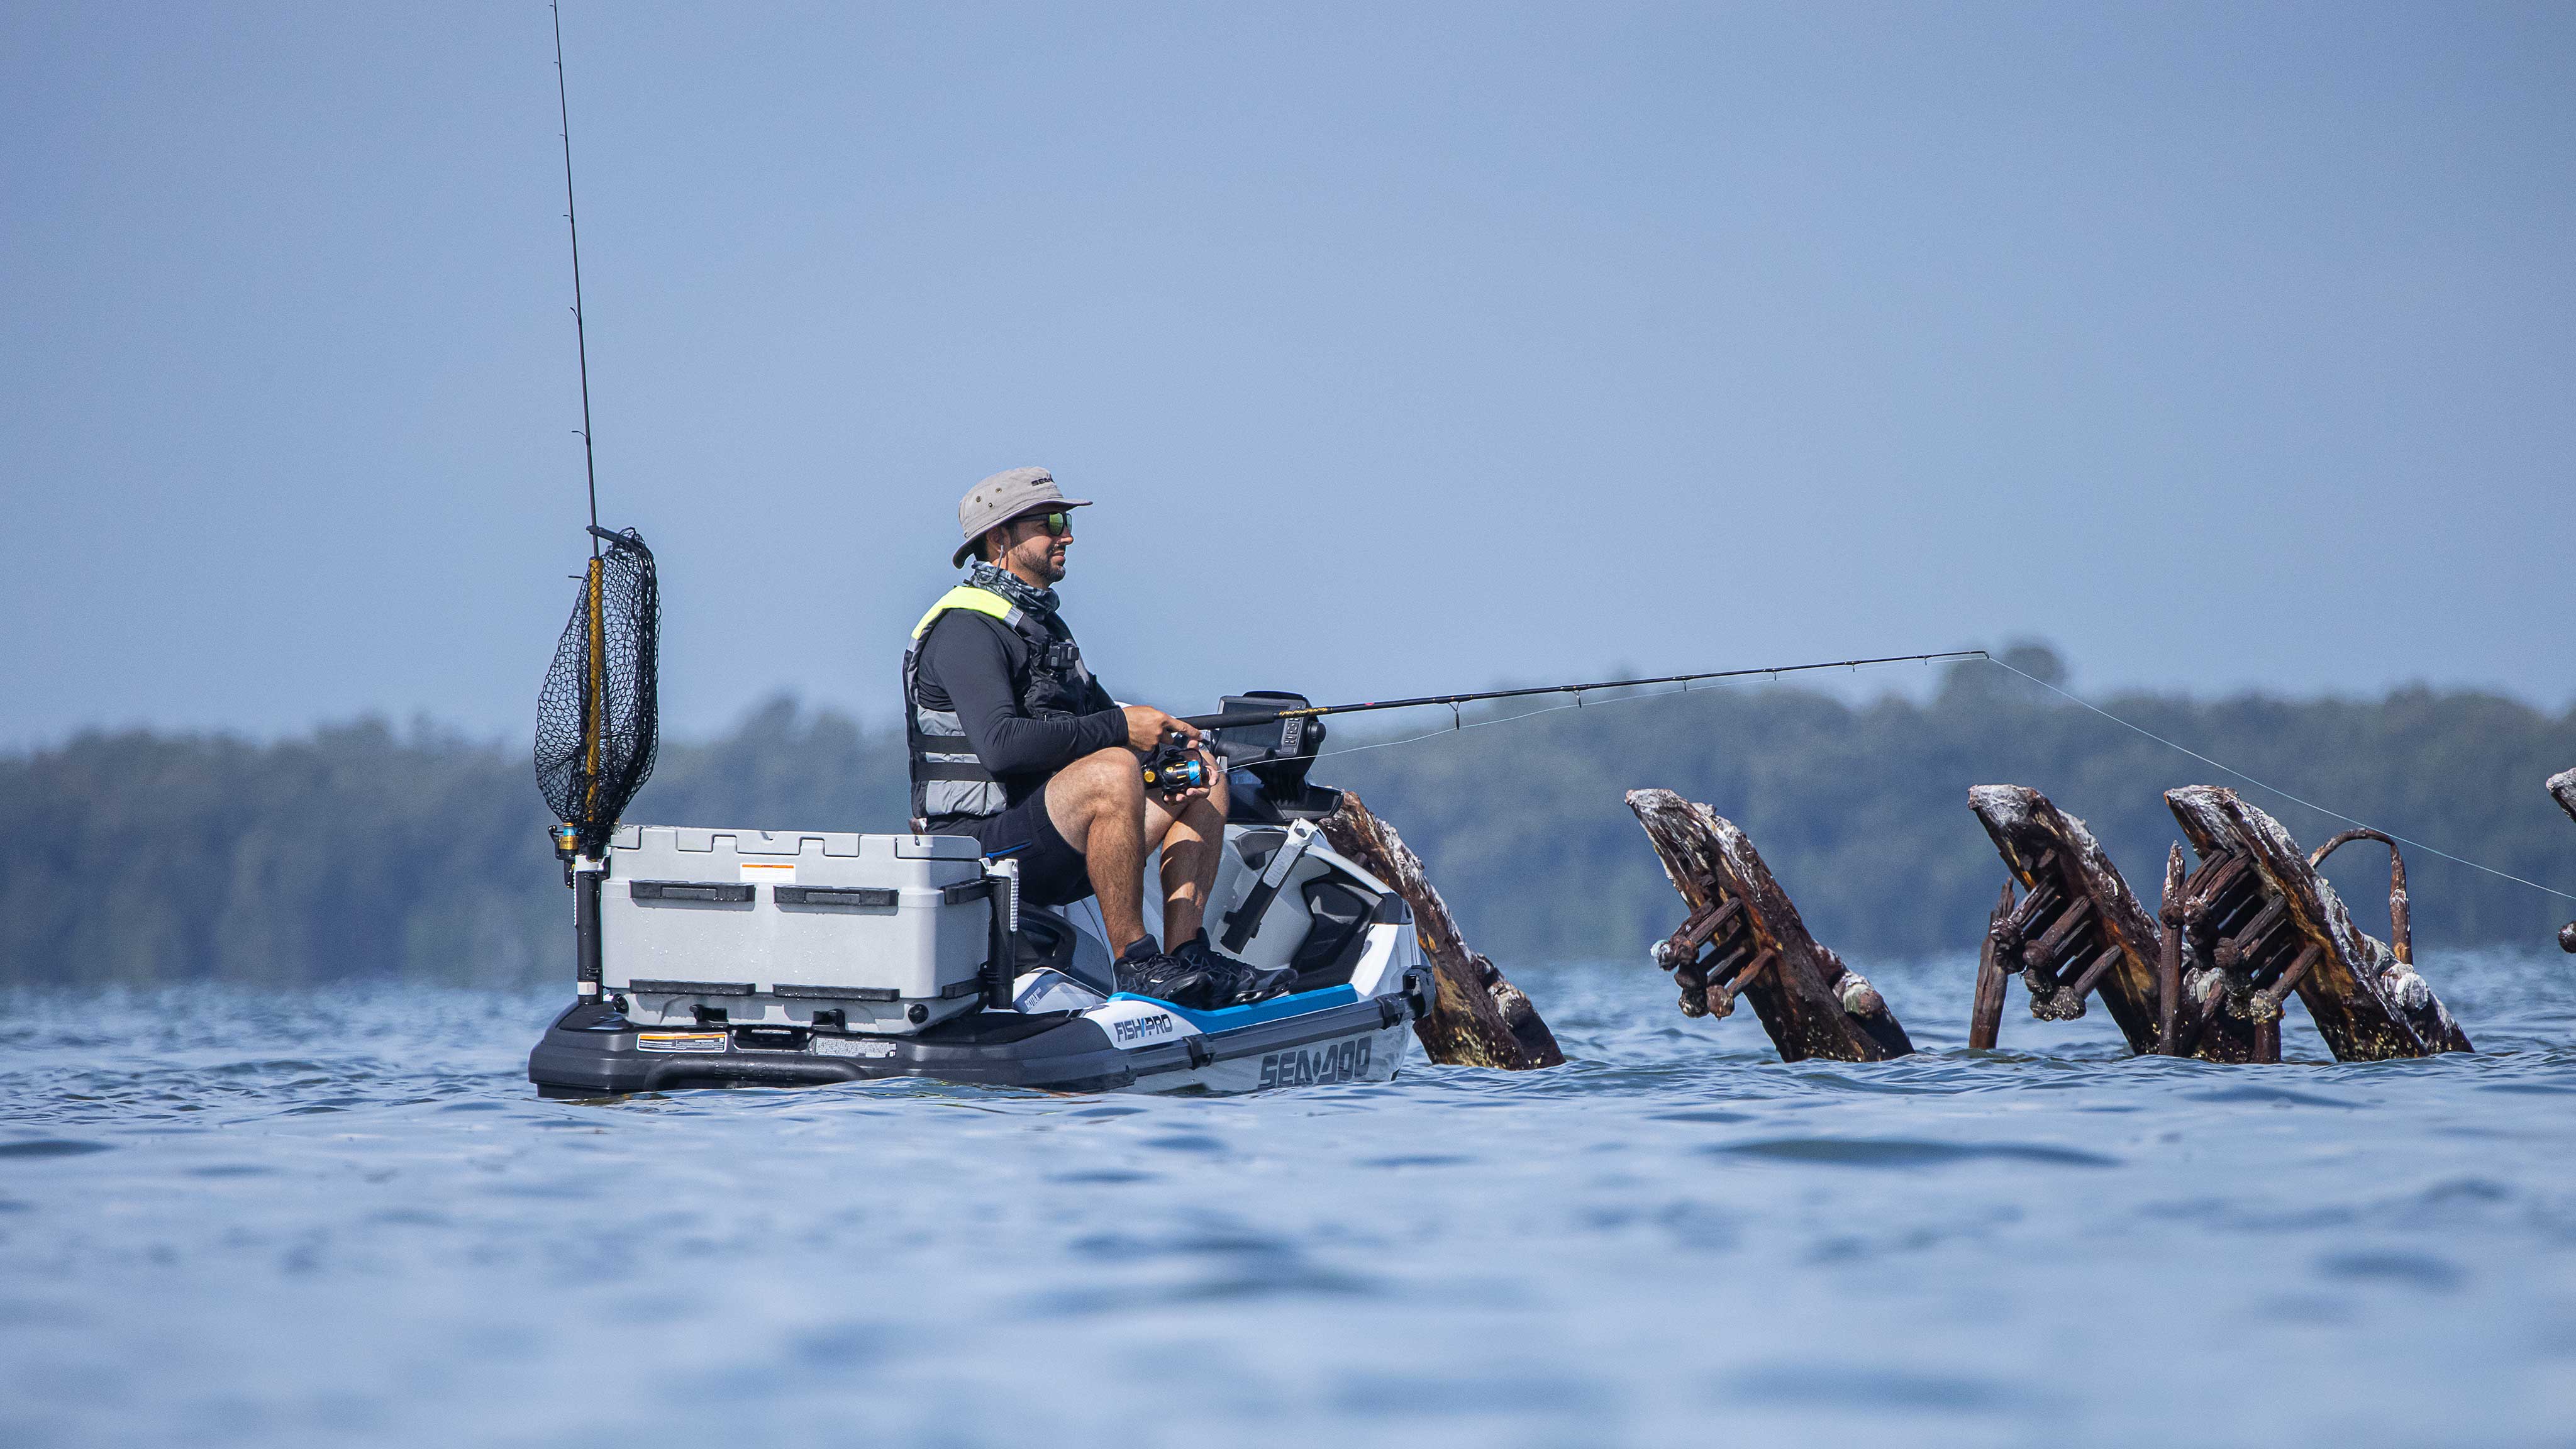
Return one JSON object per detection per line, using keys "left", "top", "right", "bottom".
{"left": 1046, "top": 748, "right": 1143, "bottom": 836}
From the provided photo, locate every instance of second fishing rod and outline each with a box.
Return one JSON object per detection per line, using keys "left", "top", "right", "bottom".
{"left": 1137, "top": 650, "right": 1990, "bottom": 796}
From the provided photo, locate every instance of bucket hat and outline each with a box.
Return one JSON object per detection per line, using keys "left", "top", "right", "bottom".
{"left": 952, "top": 467, "right": 1092, "bottom": 569}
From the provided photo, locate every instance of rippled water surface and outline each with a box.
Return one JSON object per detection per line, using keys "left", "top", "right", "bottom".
{"left": 7, "top": 950, "right": 2576, "bottom": 1446}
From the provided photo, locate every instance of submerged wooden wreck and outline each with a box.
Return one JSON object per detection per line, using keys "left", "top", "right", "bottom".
{"left": 1626, "top": 789, "right": 1913, "bottom": 1062}
{"left": 1319, "top": 791, "right": 1563, "bottom": 1070}
{"left": 2553, "top": 770, "right": 2576, "bottom": 954}
{"left": 1967, "top": 784, "right": 2257, "bottom": 1061}
{"left": 1967, "top": 782, "right": 2470, "bottom": 1062}
{"left": 2167, "top": 786, "right": 2470, "bottom": 1060}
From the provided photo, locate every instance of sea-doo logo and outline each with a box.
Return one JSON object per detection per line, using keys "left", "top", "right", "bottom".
{"left": 1113, "top": 1013, "right": 1175, "bottom": 1043}
{"left": 1258, "top": 1038, "right": 1371, "bottom": 1089}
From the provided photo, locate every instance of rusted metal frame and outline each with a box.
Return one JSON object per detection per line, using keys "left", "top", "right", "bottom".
{"left": 2157, "top": 845, "right": 2266, "bottom": 1061}
{"left": 2309, "top": 828, "right": 2412, "bottom": 966}
{"left": 1653, "top": 897, "right": 1744, "bottom": 975}
{"left": 2258, "top": 942, "right": 2326, "bottom": 1012}
{"left": 2165, "top": 786, "right": 2470, "bottom": 1061}
{"left": 2021, "top": 896, "right": 2099, "bottom": 1014}
{"left": 2066, "top": 945, "right": 2124, "bottom": 1001}
{"left": 2182, "top": 855, "right": 2260, "bottom": 949}
{"left": 2179, "top": 836, "right": 2312, "bottom": 1062}
{"left": 2212, "top": 896, "right": 2289, "bottom": 970}
{"left": 2003, "top": 876, "right": 2064, "bottom": 940}
{"left": 1663, "top": 901, "right": 1771, "bottom": 1024}
{"left": 1708, "top": 949, "right": 1779, "bottom": 1020}
{"left": 1627, "top": 789, "right": 1913, "bottom": 1063}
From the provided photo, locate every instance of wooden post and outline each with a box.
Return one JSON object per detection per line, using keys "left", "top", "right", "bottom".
{"left": 2550, "top": 770, "right": 2576, "bottom": 955}
{"left": 1317, "top": 790, "right": 1564, "bottom": 1070}
{"left": 1626, "top": 789, "right": 1914, "bottom": 1063}
{"left": 2156, "top": 845, "right": 2185, "bottom": 1055}
{"left": 2166, "top": 786, "right": 2470, "bottom": 1060}
{"left": 1969, "top": 881, "right": 2012, "bottom": 1050}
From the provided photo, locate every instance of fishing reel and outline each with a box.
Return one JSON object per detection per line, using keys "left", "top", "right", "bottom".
{"left": 1140, "top": 729, "right": 1213, "bottom": 799}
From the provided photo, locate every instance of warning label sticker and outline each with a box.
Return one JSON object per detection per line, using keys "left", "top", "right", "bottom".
{"left": 636, "top": 1032, "right": 726, "bottom": 1053}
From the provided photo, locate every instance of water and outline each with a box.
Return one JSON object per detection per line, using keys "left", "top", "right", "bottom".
{"left": 6, "top": 950, "right": 2576, "bottom": 1446}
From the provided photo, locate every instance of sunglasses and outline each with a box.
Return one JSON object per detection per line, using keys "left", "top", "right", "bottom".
{"left": 1016, "top": 511, "right": 1072, "bottom": 537}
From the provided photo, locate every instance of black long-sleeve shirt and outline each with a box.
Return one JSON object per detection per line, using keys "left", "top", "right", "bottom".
{"left": 911, "top": 610, "right": 1126, "bottom": 807}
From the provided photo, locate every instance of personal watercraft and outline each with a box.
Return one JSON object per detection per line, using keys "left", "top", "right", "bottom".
{"left": 528, "top": 696, "right": 1433, "bottom": 1096}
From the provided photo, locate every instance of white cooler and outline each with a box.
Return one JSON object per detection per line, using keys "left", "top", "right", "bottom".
{"left": 599, "top": 825, "right": 1000, "bottom": 1033}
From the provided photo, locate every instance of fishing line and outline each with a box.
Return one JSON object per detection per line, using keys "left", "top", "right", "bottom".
{"left": 1982, "top": 655, "right": 2576, "bottom": 904}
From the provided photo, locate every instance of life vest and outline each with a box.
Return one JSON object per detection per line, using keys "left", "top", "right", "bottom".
{"left": 901, "top": 584, "right": 1100, "bottom": 828}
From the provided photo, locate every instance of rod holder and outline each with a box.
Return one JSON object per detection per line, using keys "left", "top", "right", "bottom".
{"left": 981, "top": 859, "right": 1020, "bottom": 1010}
{"left": 572, "top": 853, "right": 606, "bottom": 997}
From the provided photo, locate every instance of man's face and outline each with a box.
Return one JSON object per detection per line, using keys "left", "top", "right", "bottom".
{"left": 995, "top": 509, "right": 1072, "bottom": 584}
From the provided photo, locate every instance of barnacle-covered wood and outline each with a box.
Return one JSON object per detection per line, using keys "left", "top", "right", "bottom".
{"left": 2553, "top": 770, "right": 2576, "bottom": 953}
{"left": 1965, "top": 785, "right": 2255, "bottom": 1060}
{"left": 1317, "top": 790, "right": 1563, "bottom": 1070}
{"left": 1626, "top": 789, "right": 1914, "bottom": 1062}
{"left": 2166, "top": 786, "right": 2470, "bottom": 1060}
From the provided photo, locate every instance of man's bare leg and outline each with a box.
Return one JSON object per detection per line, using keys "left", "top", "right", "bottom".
{"left": 1150, "top": 765, "right": 1229, "bottom": 945}
{"left": 1044, "top": 748, "right": 1153, "bottom": 952}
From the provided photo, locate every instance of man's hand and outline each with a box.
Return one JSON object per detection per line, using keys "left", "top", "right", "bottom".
{"left": 1121, "top": 705, "right": 1199, "bottom": 754}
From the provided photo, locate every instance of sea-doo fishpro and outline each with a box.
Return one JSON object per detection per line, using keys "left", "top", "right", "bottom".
{"left": 528, "top": 696, "right": 1433, "bottom": 1096}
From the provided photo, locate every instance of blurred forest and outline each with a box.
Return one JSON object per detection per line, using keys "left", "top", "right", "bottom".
{"left": 4, "top": 650, "right": 2571, "bottom": 987}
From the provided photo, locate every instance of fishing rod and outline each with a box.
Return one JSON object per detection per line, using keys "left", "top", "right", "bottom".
{"left": 1134, "top": 650, "right": 1989, "bottom": 796}
{"left": 552, "top": 0, "right": 601, "bottom": 556}
{"left": 1176, "top": 651, "right": 1990, "bottom": 732}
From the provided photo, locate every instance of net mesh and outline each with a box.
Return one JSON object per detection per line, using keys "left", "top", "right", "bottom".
{"left": 535, "top": 528, "right": 659, "bottom": 851}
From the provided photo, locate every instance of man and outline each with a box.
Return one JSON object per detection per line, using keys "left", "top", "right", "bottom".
{"left": 902, "top": 467, "right": 1295, "bottom": 1010}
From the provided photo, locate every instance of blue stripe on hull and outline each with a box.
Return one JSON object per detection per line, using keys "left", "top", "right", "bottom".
{"left": 1105, "top": 984, "right": 1359, "bottom": 1032}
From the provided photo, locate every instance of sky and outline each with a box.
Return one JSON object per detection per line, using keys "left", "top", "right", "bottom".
{"left": 3, "top": 2, "right": 2570, "bottom": 747}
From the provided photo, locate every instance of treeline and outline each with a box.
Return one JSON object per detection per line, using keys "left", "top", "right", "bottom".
{"left": 0, "top": 700, "right": 909, "bottom": 989}
{"left": 4, "top": 651, "right": 2572, "bottom": 988}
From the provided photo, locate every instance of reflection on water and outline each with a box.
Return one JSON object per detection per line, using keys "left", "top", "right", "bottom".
{"left": 6, "top": 949, "right": 2576, "bottom": 1446}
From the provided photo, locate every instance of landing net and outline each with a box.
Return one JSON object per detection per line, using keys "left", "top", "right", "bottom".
{"left": 535, "top": 528, "right": 659, "bottom": 852}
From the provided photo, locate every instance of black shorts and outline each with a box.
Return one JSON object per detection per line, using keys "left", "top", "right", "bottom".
{"left": 955, "top": 786, "right": 1094, "bottom": 909}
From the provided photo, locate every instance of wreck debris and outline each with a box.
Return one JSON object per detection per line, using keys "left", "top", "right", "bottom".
{"left": 2165, "top": 786, "right": 2471, "bottom": 1062}
{"left": 1626, "top": 789, "right": 1913, "bottom": 1062}
{"left": 1317, "top": 790, "right": 1564, "bottom": 1070}
{"left": 1965, "top": 785, "right": 2257, "bottom": 1060}
{"left": 2552, "top": 770, "right": 2576, "bottom": 954}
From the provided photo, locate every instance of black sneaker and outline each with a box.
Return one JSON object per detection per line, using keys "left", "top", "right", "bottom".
{"left": 1173, "top": 929, "right": 1299, "bottom": 1006}
{"left": 1113, "top": 935, "right": 1220, "bottom": 1010}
